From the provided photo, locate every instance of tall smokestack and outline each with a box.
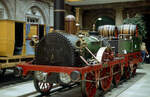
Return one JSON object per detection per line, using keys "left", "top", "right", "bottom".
{"left": 54, "top": 0, "right": 65, "bottom": 32}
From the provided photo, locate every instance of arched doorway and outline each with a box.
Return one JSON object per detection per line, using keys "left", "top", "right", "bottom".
{"left": 95, "top": 16, "right": 115, "bottom": 31}
{"left": 0, "top": 2, "right": 8, "bottom": 19}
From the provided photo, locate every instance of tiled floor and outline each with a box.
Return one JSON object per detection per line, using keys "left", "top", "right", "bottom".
{"left": 116, "top": 64, "right": 150, "bottom": 97}
{"left": 0, "top": 81, "right": 37, "bottom": 97}
{"left": 0, "top": 64, "right": 150, "bottom": 97}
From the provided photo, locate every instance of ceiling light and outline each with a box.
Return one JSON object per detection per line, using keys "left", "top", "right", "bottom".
{"left": 98, "top": 18, "right": 102, "bottom": 21}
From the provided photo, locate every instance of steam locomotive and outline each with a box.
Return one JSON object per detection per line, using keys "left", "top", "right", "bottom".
{"left": 18, "top": 0, "right": 142, "bottom": 97}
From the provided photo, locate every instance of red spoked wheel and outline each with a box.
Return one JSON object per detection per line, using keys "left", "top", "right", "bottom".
{"left": 81, "top": 72, "right": 97, "bottom": 97}
{"left": 96, "top": 47, "right": 114, "bottom": 63}
{"left": 124, "top": 66, "right": 131, "bottom": 80}
{"left": 100, "top": 67, "right": 113, "bottom": 91}
{"left": 132, "top": 64, "right": 137, "bottom": 76}
{"left": 34, "top": 72, "right": 53, "bottom": 95}
{"left": 113, "top": 65, "right": 121, "bottom": 86}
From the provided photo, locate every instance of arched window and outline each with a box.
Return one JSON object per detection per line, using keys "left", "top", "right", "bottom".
{"left": 25, "top": 6, "right": 44, "bottom": 24}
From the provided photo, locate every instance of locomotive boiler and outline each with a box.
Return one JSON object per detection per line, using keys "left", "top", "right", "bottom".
{"left": 35, "top": 32, "right": 102, "bottom": 67}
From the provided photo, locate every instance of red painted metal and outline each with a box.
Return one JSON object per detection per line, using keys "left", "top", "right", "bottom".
{"left": 85, "top": 72, "right": 97, "bottom": 97}
{"left": 113, "top": 64, "right": 121, "bottom": 86}
{"left": 114, "top": 72, "right": 121, "bottom": 85}
{"left": 124, "top": 66, "right": 131, "bottom": 79}
{"left": 17, "top": 51, "right": 142, "bottom": 97}
{"left": 18, "top": 51, "right": 142, "bottom": 81}
{"left": 100, "top": 67, "right": 113, "bottom": 91}
{"left": 132, "top": 64, "right": 137, "bottom": 76}
{"left": 18, "top": 52, "right": 141, "bottom": 76}
{"left": 18, "top": 63, "right": 103, "bottom": 80}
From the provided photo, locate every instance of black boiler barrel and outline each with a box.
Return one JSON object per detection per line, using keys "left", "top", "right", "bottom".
{"left": 54, "top": 0, "right": 65, "bottom": 32}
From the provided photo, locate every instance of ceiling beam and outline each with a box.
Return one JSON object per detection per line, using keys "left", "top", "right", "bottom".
{"left": 74, "top": 1, "right": 150, "bottom": 10}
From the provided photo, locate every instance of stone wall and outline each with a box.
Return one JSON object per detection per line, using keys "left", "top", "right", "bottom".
{"left": 0, "top": 0, "right": 54, "bottom": 26}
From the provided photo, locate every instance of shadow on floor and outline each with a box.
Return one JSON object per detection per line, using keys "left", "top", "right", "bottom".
{"left": 17, "top": 72, "right": 145, "bottom": 97}
{"left": 0, "top": 70, "right": 32, "bottom": 88}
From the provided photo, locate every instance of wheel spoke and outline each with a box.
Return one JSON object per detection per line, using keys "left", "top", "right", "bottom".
{"left": 113, "top": 65, "right": 121, "bottom": 85}
{"left": 81, "top": 72, "right": 97, "bottom": 97}
{"left": 34, "top": 79, "right": 52, "bottom": 95}
{"left": 100, "top": 67, "right": 112, "bottom": 91}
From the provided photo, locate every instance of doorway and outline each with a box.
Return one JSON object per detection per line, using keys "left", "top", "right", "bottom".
{"left": 14, "top": 22, "right": 24, "bottom": 55}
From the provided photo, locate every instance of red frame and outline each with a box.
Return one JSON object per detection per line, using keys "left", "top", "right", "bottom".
{"left": 18, "top": 52, "right": 142, "bottom": 80}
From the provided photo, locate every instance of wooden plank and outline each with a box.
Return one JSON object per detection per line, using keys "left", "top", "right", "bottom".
{"left": 0, "top": 62, "right": 26, "bottom": 69}
{"left": 0, "top": 55, "right": 34, "bottom": 60}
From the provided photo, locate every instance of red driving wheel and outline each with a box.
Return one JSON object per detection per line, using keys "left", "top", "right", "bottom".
{"left": 100, "top": 67, "right": 113, "bottom": 91}
{"left": 96, "top": 47, "right": 113, "bottom": 91}
{"left": 81, "top": 72, "right": 97, "bottom": 97}
{"left": 132, "top": 64, "right": 137, "bottom": 76}
{"left": 113, "top": 65, "right": 121, "bottom": 86}
{"left": 124, "top": 66, "right": 131, "bottom": 80}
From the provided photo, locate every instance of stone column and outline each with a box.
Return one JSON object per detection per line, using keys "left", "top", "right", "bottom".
{"left": 79, "top": 8, "right": 83, "bottom": 29}
{"left": 115, "top": 8, "right": 123, "bottom": 26}
{"left": 75, "top": 7, "right": 83, "bottom": 30}
{"left": 49, "top": 4, "right": 54, "bottom": 27}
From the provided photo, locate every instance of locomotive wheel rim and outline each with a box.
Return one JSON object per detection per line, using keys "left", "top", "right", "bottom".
{"left": 81, "top": 72, "right": 97, "bottom": 97}
{"left": 113, "top": 65, "right": 121, "bottom": 85}
{"left": 132, "top": 68, "right": 136, "bottom": 76}
{"left": 124, "top": 67, "right": 131, "bottom": 79}
{"left": 132, "top": 64, "right": 137, "bottom": 76}
{"left": 100, "top": 67, "right": 113, "bottom": 91}
{"left": 34, "top": 78, "right": 52, "bottom": 95}
{"left": 114, "top": 72, "right": 121, "bottom": 85}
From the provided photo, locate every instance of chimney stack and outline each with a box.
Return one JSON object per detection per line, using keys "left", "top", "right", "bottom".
{"left": 54, "top": 0, "right": 65, "bottom": 32}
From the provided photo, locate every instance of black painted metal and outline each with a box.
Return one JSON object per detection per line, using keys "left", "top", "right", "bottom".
{"left": 35, "top": 32, "right": 75, "bottom": 66}
{"left": 54, "top": 0, "right": 65, "bottom": 31}
{"left": 54, "top": 0, "right": 64, "bottom": 10}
